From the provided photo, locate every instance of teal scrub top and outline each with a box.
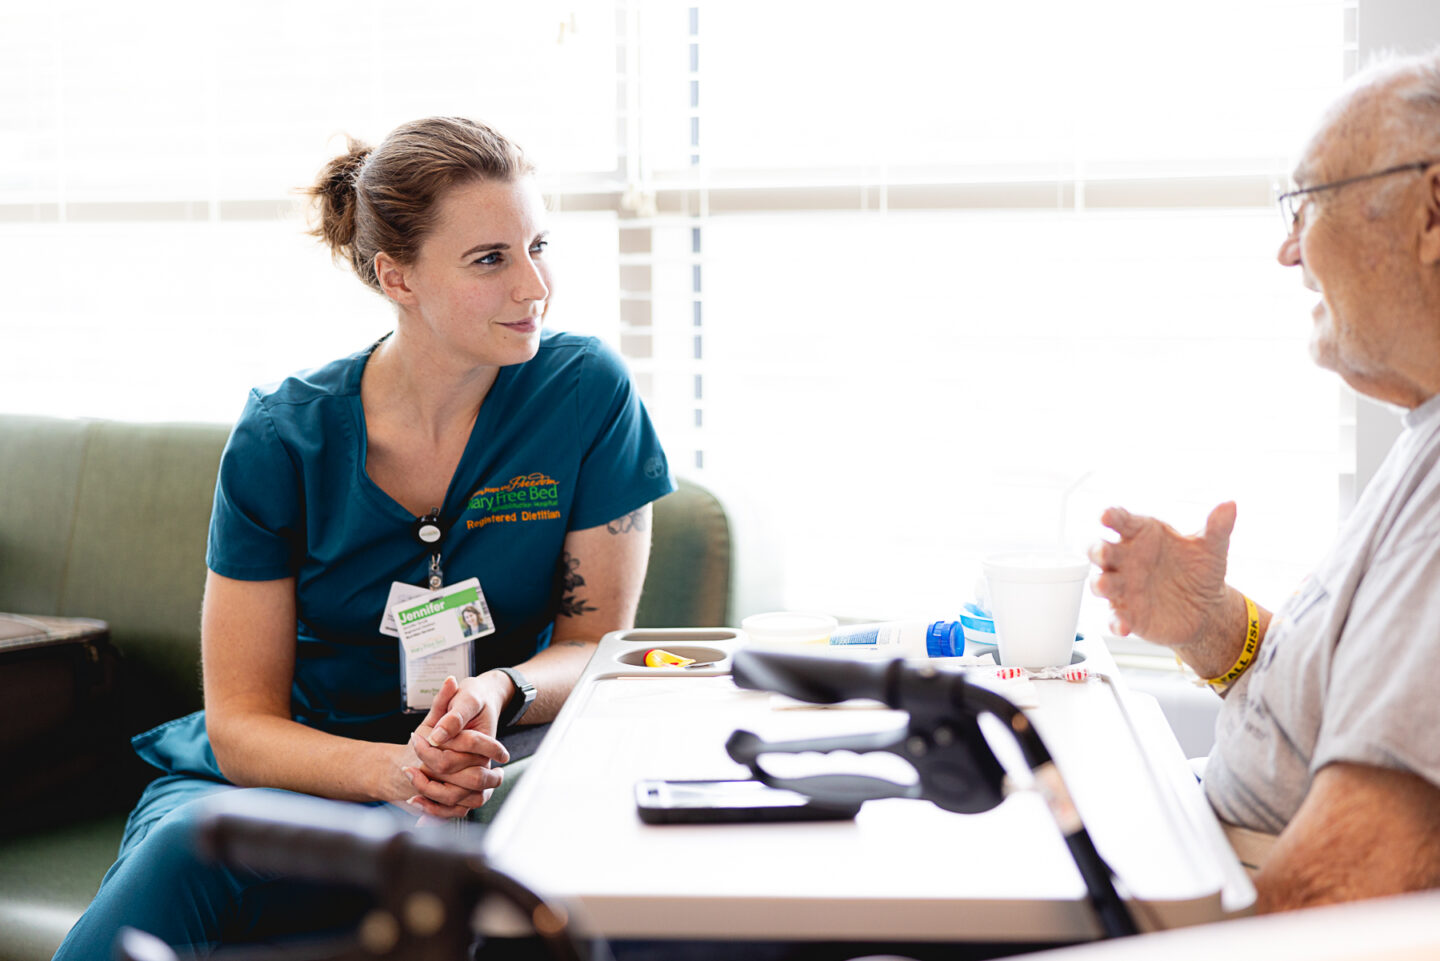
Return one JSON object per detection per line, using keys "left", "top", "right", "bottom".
{"left": 136, "top": 330, "right": 673, "bottom": 777}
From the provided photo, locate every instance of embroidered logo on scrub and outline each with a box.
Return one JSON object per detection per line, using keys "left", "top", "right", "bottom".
{"left": 465, "top": 473, "right": 561, "bottom": 529}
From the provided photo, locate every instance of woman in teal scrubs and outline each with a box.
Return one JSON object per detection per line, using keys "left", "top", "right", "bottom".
{"left": 55, "top": 116, "right": 674, "bottom": 959}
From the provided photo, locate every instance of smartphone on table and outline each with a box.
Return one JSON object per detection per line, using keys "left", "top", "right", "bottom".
{"left": 634, "top": 778, "right": 861, "bottom": 824}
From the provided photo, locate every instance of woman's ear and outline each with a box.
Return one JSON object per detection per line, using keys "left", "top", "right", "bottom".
{"left": 374, "top": 252, "right": 416, "bottom": 304}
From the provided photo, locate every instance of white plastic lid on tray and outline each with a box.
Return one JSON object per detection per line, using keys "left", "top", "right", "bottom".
{"left": 740, "top": 610, "right": 837, "bottom": 645}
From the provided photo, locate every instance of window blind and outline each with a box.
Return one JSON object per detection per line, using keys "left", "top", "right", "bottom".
{"left": 0, "top": 0, "right": 1354, "bottom": 620}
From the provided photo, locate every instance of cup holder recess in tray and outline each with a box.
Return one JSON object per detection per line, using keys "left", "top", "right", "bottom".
{"left": 615, "top": 645, "right": 729, "bottom": 668}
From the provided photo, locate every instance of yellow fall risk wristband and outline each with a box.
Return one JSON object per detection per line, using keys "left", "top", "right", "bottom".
{"left": 1205, "top": 594, "right": 1260, "bottom": 691}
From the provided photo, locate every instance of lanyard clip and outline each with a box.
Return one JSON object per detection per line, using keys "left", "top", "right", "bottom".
{"left": 414, "top": 508, "right": 444, "bottom": 590}
{"left": 428, "top": 552, "right": 443, "bottom": 592}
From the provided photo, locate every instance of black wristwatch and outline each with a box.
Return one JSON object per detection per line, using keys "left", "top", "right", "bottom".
{"left": 495, "top": 666, "right": 536, "bottom": 728}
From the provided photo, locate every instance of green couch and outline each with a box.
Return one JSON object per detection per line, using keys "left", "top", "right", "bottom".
{"left": 0, "top": 412, "right": 732, "bottom": 961}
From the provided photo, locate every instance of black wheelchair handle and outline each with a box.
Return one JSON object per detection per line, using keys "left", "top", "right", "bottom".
{"left": 732, "top": 648, "right": 900, "bottom": 706}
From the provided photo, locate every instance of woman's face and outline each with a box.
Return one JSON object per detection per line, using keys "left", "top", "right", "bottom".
{"left": 393, "top": 177, "right": 551, "bottom": 369}
{"left": 463, "top": 608, "right": 480, "bottom": 628}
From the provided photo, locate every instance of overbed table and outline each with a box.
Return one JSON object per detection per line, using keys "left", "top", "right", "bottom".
{"left": 479, "top": 628, "right": 1253, "bottom": 948}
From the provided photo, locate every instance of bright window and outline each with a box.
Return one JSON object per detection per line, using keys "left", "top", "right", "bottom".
{"left": 0, "top": 0, "right": 1352, "bottom": 622}
{"left": 701, "top": 208, "right": 1337, "bottom": 616}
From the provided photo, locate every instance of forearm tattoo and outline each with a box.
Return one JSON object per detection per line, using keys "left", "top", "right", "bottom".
{"left": 607, "top": 508, "right": 649, "bottom": 535}
{"left": 557, "top": 551, "right": 598, "bottom": 618}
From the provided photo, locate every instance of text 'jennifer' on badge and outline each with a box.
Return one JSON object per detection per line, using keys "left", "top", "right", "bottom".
{"left": 393, "top": 577, "right": 494, "bottom": 659}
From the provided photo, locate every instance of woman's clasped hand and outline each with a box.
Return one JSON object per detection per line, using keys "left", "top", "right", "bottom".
{"left": 397, "top": 675, "right": 511, "bottom": 819}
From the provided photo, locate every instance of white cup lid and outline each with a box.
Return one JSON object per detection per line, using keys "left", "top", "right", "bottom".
{"left": 982, "top": 551, "right": 1091, "bottom": 583}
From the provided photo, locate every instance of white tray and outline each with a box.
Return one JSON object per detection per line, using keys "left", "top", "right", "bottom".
{"left": 480, "top": 628, "right": 1253, "bottom": 943}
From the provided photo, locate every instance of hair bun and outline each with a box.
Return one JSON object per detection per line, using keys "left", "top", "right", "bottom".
{"left": 306, "top": 137, "right": 372, "bottom": 262}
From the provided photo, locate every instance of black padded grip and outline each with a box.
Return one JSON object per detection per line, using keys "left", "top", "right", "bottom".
{"left": 731, "top": 648, "right": 897, "bottom": 705}
{"left": 193, "top": 792, "right": 442, "bottom": 887}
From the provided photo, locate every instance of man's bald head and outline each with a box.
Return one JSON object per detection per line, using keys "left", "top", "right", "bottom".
{"left": 1310, "top": 50, "right": 1440, "bottom": 195}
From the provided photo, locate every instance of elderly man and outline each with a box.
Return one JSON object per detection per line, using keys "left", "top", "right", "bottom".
{"left": 1090, "top": 51, "right": 1440, "bottom": 913}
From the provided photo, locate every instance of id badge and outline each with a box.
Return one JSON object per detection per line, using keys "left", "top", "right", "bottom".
{"left": 389, "top": 577, "right": 496, "bottom": 713}
{"left": 399, "top": 640, "right": 476, "bottom": 714}
{"left": 378, "top": 581, "right": 430, "bottom": 637}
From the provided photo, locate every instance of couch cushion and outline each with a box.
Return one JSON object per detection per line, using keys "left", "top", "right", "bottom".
{"left": 58, "top": 419, "right": 229, "bottom": 727}
{"left": 0, "top": 415, "right": 92, "bottom": 615}
{"left": 638, "top": 478, "right": 731, "bottom": 629}
{"left": 0, "top": 416, "right": 229, "bottom": 731}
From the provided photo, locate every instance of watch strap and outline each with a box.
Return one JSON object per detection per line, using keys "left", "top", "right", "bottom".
{"left": 495, "top": 666, "right": 536, "bottom": 728}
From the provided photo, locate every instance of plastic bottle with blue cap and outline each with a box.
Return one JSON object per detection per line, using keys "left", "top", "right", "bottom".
{"left": 825, "top": 619, "right": 965, "bottom": 657}
{"left": 738, "top": 611, "right": 964, "bottom": 656}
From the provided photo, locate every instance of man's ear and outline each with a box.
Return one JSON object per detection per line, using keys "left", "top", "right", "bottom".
{"left": 374, "top": 252, "right": 416, "bottom": 305}
{"left": 1419, "top": 168, "right": 1440, "bottom": 266}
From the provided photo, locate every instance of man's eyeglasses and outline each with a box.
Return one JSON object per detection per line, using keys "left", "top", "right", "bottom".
{"left": 1275, "top": 159, "right": 1439, "bottom": 232}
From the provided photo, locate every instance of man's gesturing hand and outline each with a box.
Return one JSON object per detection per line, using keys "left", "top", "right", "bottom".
{"left": 1088, "top": 501, "right": 1237, "bottom": 652}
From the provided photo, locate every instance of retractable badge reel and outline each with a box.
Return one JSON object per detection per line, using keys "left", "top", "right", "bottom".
{"left": 413, "top": 508, "right": 444, "bottom": 590}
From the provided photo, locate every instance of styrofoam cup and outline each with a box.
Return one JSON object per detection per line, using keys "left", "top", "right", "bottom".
{"left": 981, "top": 551, "right": 1090, "bottom": 668}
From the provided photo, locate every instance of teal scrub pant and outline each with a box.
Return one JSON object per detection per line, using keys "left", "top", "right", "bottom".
{"left": 51, "top": 775, "right": 398, "bottom": 961}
